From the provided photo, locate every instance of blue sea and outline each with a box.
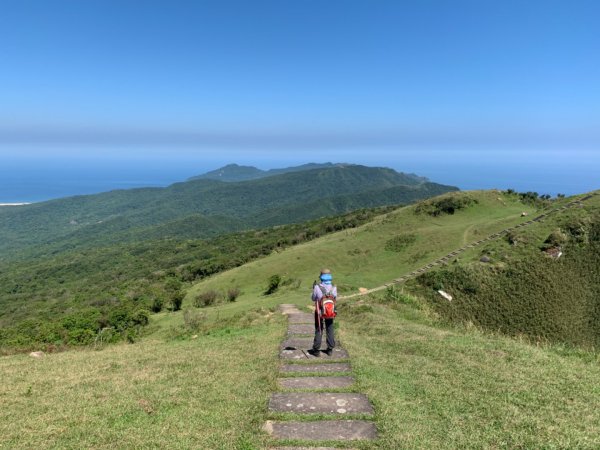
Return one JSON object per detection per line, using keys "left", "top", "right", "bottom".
{"left": 0, "top": 150, "right": 598, "bottom": 203}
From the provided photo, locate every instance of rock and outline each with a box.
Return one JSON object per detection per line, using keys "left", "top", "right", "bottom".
{"left": 544, "top": 247, "right": 563, "bottom": 259}
{"left": 269, "top": 393, "right": 374, "bottom": 414}
{"left": 278, "top": 376, "right": 355, "bottom": 390}
{"left": 358, "top": 287, "right": 368, "bottom": 294}
{"left": 29, "top": 351, "right": 44, "bottom": 358}
{"left": 437, "top": 290, "right": 452, "bottom": 301}
{"left": 480, "top": 255, "right": 492, "bottom": 263}
{"left": 264, "top": 420, "right": 377, "bottom": 441}
{"left": 521, "top": 212, "right": 528, "bottom": 217}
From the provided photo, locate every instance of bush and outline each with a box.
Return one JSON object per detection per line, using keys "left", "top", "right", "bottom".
{"left": 415, "top": 193, "right": 477, "bottom": 216}
{"left": 264, "top": 274, "right": 281, "bottom": 295}
{"left": 183, "top": 308, "right": 206, "bottom": 332}
{"left": 385, "top": 233, "right": 417, "bottom": 252}
{"left": 226, "top": 287, "right": 241, "bottom": 302}
{"left": 543, "top": 230, "right": 568, "bottom": 249}
{"left": 131, "top": 309, "right": 149, "bottom": 326}
{"left": 194, "top": 290, "right": 219, "bottom": 307}
{"left": 150, "top": 297, "right": 163, "bottom": 313}
{"left": 169, "top": 290, "right": 184, "bottom": 311}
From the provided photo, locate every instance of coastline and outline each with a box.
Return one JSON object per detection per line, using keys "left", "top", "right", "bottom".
{"left": 0, "top": 203, "right": 31, "bottom": 206}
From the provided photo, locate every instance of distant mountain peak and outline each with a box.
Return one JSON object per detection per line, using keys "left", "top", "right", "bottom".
{"left": 189, "top": 162, "right": 338, "bottom": 182}
{"left": 189, "top": 162, "right": 430, "bottom": 184}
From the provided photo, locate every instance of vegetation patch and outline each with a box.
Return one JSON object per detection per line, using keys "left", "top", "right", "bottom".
{"left": 416, "top": 215, "right": 600, "bottom": 348}
{"left": 0, "top": 207, "right": 386, "bottom": 352}
{"left": 415, "top": 192, "right": 478, "bottom": 216}
{"left": 385, "top": 233, "right": 417, "bottom": 252}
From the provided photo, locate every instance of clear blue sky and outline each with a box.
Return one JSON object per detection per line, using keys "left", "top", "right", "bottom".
{"left": 0, "top": 0, "right": 599, "bottom": 188}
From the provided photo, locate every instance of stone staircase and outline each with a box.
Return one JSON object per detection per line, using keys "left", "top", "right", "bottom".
{"left": 265, "top": 305, "right": 377, "bottom": 449}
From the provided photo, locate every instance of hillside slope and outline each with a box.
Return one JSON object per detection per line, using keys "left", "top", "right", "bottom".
{"left": 186, "top": 190, "right": 600, "bottom": 348}
{"left": 186, "top": 190, "right": 540, "bottom": 305}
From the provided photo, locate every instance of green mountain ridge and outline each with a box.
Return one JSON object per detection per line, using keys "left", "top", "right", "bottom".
{"left": 0, "top": 164, "right": 456, "bottom": 259}
{"left": 188, "top": 162, "right": 338, "bottom": 181}
{"left": 189, "top": 161, "right": 430, "bottom": 183}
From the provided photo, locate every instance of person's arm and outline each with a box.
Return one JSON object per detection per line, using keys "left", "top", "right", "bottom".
{"left": 312, "top": 284, "right": 322, "bottom": 302}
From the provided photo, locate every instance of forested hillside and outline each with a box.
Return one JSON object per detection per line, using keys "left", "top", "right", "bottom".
{"left": 0, "top": 207, "right": 391, "bottom": 352}
{"left": 0, "top": 164, "right": 456, "bottom": 258}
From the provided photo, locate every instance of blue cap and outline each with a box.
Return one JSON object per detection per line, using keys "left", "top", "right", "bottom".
{"left": 320, "top": 273, "right": 332, "bottom": 282}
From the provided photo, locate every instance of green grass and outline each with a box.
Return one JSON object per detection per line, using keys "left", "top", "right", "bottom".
{"left": 0, "top": 311, "right": 285, "bottom": 449}
{"left": 340, "top": 297, "right": 600, "bottom": 449}
{"left": 4, "top": 294, "right": 597, "bottom": 449}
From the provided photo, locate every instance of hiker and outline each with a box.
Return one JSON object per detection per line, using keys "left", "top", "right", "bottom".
{"left": 308, "top": 268, "right": 337, "bottom": 357}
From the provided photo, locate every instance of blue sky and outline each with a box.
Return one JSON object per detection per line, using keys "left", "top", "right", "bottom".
{"left": 0, "top": 0, "right": 599, "bottom": 181}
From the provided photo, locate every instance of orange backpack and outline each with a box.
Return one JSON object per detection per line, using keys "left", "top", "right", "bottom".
{"left": 318, "top": 286, "right": 337, "bottom": 319}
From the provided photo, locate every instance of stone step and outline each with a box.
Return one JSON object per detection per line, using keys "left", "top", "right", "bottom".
{"left": 269, "top": 393, "right": 373, "bottom": 415}
{"left": 278, "top": 376, "right": 354, "bottom": 390}
{"left": 282, "top": 338, "right": 342, "bottom": 351}
{"left": 264, "top": 420, "right": 377, "bottom": 441}
{"left": 281, "top": 338, "right": 315, "bottom": 350}
{"left": 288, "top": 313, "right": 314, "bottom": 324}
{"left": 280, "top": 304, "right": 302, "bottom": 315}
{"left": 287, "top": 324, "right": 314, "bottom": 335}
{"left": 280, "top": 348, "right": 349, "bottom": 360}
{"left": 281, "top": 363, "right": 352, "bottom": 374}
{"left": 271, "top": 447, "right": 355, "bottom": 450}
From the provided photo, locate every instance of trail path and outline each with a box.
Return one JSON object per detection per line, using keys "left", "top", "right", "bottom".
{"left": 341, "top": 193, "right": 598, "bottom": 299}
{"left": 264, "top": 304, "right": 377, "bottom": 449}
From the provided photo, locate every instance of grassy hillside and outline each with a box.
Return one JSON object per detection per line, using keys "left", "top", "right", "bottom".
{"left": 0, "top": 164, "right": 456, "bottom": 258}
{"left": 0, "top": 208, "right": 389, "bottom": 352}
{"left": 1, "top": 190, "right": 599, "bottom": 448}
{"left": 413, "top": 191, "right": 600, "bottom": 349}
{"left": 1, "top": 277, "right": 598, "bottom": 448}
{"left": 186, "top": 189, "right": 599, "bottom": 348}
{"left": 186, "top": 190, "right": 540, "bottom": 302}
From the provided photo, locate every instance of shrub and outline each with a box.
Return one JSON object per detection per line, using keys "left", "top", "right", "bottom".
{"left": 194, "top": 290, "right": 219, "bottom": 307}
{"left": 183, "top": 308, "right": 206, "bottom": 332}
{"left": 415, "top": 193, "right": 478, "bottom": 216}
{"left": 543, "top": 230, "right": 568, "bottom": 249}
{"left": 150, "top": 297, "right": 163, "bottom": 313}
{"left": 131, "top": 309, "right": 149, "bottom": 326}
{"left": 226, "top": 287, "right": 241, "bottom": 302}
{"left": 385, "top": 233, "right": 417, "bottom": 252}
{"left": 264, "top": 274, "right": 281, "bottom": 295}
{"left": 169, "top": 290, "right": 184, "bottom": 311}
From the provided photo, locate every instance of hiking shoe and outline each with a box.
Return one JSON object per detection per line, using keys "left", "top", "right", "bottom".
{"left": 307, "top": 349, "right": 321, "bottom": 357}
{"left": 324, "top": 348, "right": 333, "bottom": 356}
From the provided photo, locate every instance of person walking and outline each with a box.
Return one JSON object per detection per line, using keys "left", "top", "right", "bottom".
{"left": 308, "top": 268, "right": 337, "bottom": 357}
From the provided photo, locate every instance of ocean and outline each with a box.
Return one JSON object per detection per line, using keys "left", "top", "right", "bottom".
{"left": 0, "top": 151, "right": 598, "bottom": 203}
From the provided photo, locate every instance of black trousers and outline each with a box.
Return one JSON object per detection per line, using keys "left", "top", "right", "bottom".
{"left": 313, "top": 312, "right": 335, "bottom": 351}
